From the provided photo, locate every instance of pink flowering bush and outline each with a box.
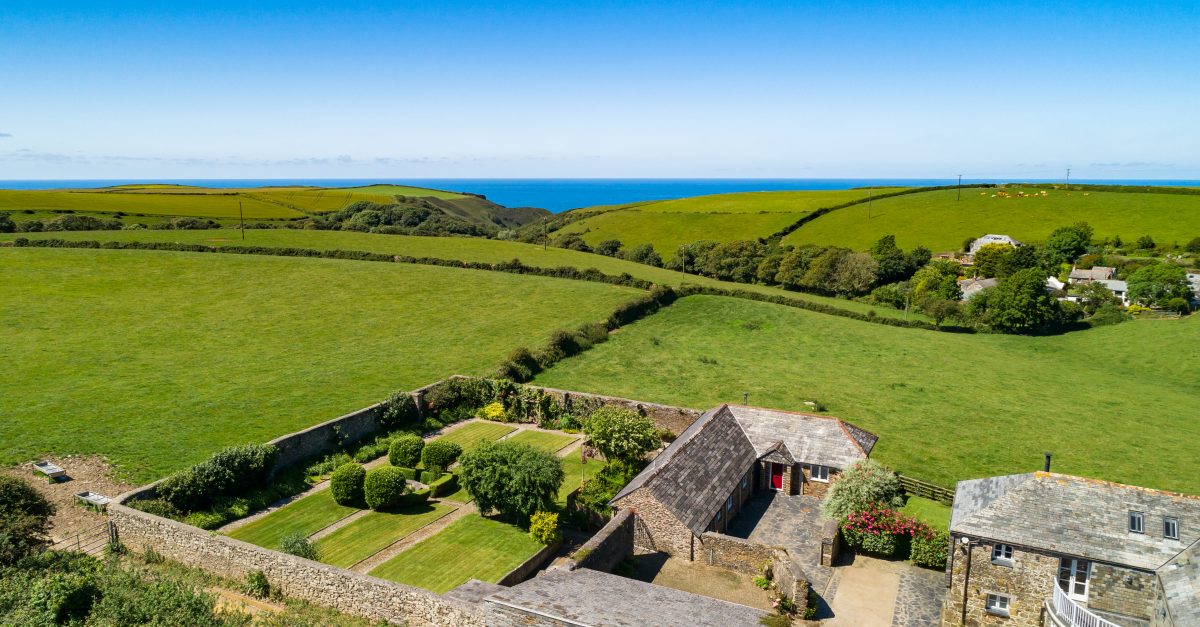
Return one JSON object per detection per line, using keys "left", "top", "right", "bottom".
{"left": 840, "top": 502, "right": 935, "bottom": 558}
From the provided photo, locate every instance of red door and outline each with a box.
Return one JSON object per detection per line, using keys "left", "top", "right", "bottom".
{"left": 771, "top": 463, "right": 784, "bottom": 490}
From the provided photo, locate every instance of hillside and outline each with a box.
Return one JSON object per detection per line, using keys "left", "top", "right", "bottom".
{"left": 0, "top": 183, "right": 550, "bottom": 229}
{"left": 0, "top": 246, "right": 637, "bottom": 481}
{"left": 783, "top": 185, "right": 1200, "bottom": 251}
{"left": 535, "top": 294, "right": 1200, "bottom": 494}
{"left": 544, "top": 188, "right": 900, "bottom": 257}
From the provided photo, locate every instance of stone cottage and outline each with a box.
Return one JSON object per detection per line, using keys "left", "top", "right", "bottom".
{"left": 609, "top": 404, "right": 876, "bottom": 560}
{"left": 941, "top": 472, "right": 1200, "bottom": 627}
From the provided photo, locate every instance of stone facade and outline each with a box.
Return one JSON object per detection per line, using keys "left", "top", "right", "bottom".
{"left": 754, "top": 461, "right": 839, "bottom": 498}
{"left": 698, "top": 532, "right": 776, "bottom": 575}
{"left": 573, "top": 509, "right": 634, "bottom": 573}
{"left": 109, "top": 503, "right": 485, "bottom": 627}
{"left": 623, "top": 487, "right": 697, "bottom": 558}
{"left": 798, "top": 465, "right": 838, "bottom": 499}
{"left": 1088, "top": 563, "right": 1156, "bottom": 622}
{"left": 709, "top": 467, "right": 755, "bottom": 534}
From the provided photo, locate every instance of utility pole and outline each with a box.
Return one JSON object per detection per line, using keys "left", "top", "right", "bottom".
{"left": 543, "top": 220, "right": 548, "bottom": 251}
{"left": 1065, "top": 168, "right": 1071, "bottom": 191}
{"left": 239, "top": 201, "right": 245, "bottom": 240}
{"left": 868, "top": 189, "right": 873, "bottom": 219}
{"left": 957, "top": 174, "right": 963, "bottom": 201}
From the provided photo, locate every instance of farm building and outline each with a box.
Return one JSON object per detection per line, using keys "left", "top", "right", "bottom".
{"left": 968, "top": 234, "right": 1022, "bottom": 254}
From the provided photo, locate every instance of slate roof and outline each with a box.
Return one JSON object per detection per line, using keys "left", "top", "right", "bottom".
{"left": 970, "top": 234, "right": 1022, "bottom": 253}
{"left": 1157, "top": 540, "right": 1200, "bottom": 626}
{"left": 485, "top": 566, "right": 766, "bottom": 626}
{"left": 1070, "top": 266, "right": 1117, "bottom": 281}
{"left": 950, "top": 473, "right": 1200, "bottom": 571}
{"left": 725, "top": 405, "right": 874, "bottom": 470}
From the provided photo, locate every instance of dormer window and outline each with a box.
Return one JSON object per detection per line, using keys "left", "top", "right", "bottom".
{"left": 1164, "top": 517, "right": 1179, "bottom": 540}
{"left": 1129, "top": 511, "right": 1145, "bottom": 534}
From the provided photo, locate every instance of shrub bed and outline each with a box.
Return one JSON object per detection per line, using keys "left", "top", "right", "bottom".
{"left": 154, "top": 444, "right": 278, "bottom": 513}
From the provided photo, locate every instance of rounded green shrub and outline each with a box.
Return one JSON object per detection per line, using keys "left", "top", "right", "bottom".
{"left": 421, "top": 440, "right": 463, "bottom": 470}
{"left": 388, "top": 434, "right": 425, "bottom": 468}
{"left": 363, "top": 466, "right": 409, "bottom": 510}
{"left": 279, "top": 532, "right": 319, "bottom": 560}
{"left": 910, "top": 528, "right": 950, "bottom": 569}
{"left": 329, "top": 463, "right": 366, "bottom": 506}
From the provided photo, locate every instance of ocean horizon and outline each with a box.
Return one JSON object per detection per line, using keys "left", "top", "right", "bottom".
{"left": 2, "top": 178, "right": 1196, "bottom": 213}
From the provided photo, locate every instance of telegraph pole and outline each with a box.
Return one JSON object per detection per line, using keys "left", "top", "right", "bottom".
{"left": 1065, "top": 168, "right": 1071, "bottom": 191}
{"left": 868, "top": 189, "right": 873, "bottom": 219}
{"left": 239, "top": 201, "right": 245, "bottom": 240}
{"left": 957, "top": 174, "right": 963, "bottom": 201}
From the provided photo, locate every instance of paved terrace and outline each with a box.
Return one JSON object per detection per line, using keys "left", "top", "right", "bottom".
{"left": 725, "top": 492, "right": 833, "bottom": 591}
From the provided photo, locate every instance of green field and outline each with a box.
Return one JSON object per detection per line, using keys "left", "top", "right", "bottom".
{"left": 315, "top": 503, "right": 456, "bottom": 568}
{"left": 900, "top": 496, "right": 951, "bottom": 531}
{"left": 226, "top": 490, "right": 356, "bottom": 549}
{"left": 553, "top": 189, "right": 902, "bottom": 256}
{"left": 433, "top": 422, "right": 518, "bottom": 454}
{"left": 783, "top": 187, "right": 1200, "bottom": 251}
{"left": 535, "top": 295, "right": 1200, "bottom": 494}
{"left": 368, "top": 514, "right": 543, "bottom": 593}
{"left": 504, "top": 430, "right": 579, "bottom": 453}
{"left": 3, "top": 228, "right": 923, "bottom": 321}
{"left": 1, "top": 248, "right": 637, "bottom": 481}
{"left": 557, "top": 446, "right": 602, "bottom": 505}
{"left": 0, "top": 183, "right": 470, "bottom": 221}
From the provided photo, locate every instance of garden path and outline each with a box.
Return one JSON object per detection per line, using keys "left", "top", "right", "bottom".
{"left": 822, "top": 555, "right": 942, "bottom": 627}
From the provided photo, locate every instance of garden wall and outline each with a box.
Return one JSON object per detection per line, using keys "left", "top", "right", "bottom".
{"left": 496, "top": 541, "right": 562, "bottom": 586}
{"left": 518, "top": 383, "right": 702, "bottom": 435}
{"left": 699, "top": 531, "right": 776, "bottom": 575}
{"left": 108, "top": 502, "right": 485, "bottom": 627}
{"left": 267, "top": 401, "right": 386, "bottom": 475}
{"left": 571, "top": 509, "right": 634, "bottom": 572}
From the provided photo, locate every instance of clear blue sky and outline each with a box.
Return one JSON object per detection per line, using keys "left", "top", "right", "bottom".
{"left": 1, "top": 1, "right": 1197, "bottom": 179}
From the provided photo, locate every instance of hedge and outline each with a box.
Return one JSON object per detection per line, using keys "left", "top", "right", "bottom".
{"left": 155, "top": 444, "right": 278, "bottom": 512}
{"left": 910, "top": 528, "right": 950, "bottom": 569}
{"left": 363, "top": 466, "right": 408, "bottom": 510}
{"left": 428, "top": 473, "right": 458, "bottom": 498}
{"left": 393, "top": 467, "right": 419, "bottom": 481}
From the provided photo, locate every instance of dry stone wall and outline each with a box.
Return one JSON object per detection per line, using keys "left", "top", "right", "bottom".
{"left": 573, "top": 509, "right": 634, "bottom": 573}
{"left": 1088, "top": 563, "right": 1155, "bottom": 621}
{"left": 522, "top": 383, "right": 702, "bottom": 435}
{"left": 699, "top": 532, "right": 775, "bottom": 575}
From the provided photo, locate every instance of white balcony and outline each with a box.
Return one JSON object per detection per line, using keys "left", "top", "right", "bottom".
{"left": 1047, "top": 585, "right": 1120, "bottom": 627}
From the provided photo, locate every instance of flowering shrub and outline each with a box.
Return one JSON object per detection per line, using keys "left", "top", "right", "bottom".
{"left": 840, "top": 502, "right": 934, "bottom": 558}
{"left": 481, "top": 402, "right": 509, "bottom": 422}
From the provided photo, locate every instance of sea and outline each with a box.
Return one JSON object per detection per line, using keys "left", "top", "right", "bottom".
{"left": 2, "top": 178, "right": 1196, "bottom": 213}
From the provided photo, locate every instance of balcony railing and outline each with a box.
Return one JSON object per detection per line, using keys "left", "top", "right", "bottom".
{"left": 1050, "top": 585, "right": 1119, "bottom": 627}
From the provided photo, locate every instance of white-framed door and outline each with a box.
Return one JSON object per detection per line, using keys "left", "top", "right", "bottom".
{"left": 1057, "top": 558, "right": 1091, "bottom": 602}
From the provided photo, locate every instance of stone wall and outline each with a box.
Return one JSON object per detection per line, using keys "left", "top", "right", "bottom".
{"left": 621, "top": 488, "right": 696, "bottom": 558}
{"left": 798, "top": 465, "right": 837, "bottom": 499}
{"left": 497, "top": 541, "right": 561, "bottom": 586}
{"left": 267, "top": 401, "right": 390, "bottom": 476}
{"left": 941, "top": 541, "right": 1061, "bottom": 627}
{"left": 1088, "top": 563, "right": 1156, "bottom": 621}
{"left": 698, "top": 532, "right": 776, "bottom": 576}
{"left": 522, "top": 383, "right": 702, "bottom": 435}
{"left": 573, "top": 509, "right": 634, "bottom": 573}
{"left": 820, "top": 520, "right": 840, "bottom": 567}
{"left": 774, "top": 550, "right": 811, "bottom": 602}
{"left": 108, "top": 503, "right": 485, "bottom": 627}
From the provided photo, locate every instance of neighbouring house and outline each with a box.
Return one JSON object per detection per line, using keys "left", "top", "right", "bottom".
{"left": 1046, "top": 276, "right": 1067, "bottom": 292}
{"left": 1187, "top": 271, "right": 1200, "bottom": 305}
{"left": 1095, "top": 279, "right": 1131, "bottom": 306}
{"left": 1069, "top": 266, "right": 1117, "bottom": 283}
{"left": 940, "top": 470, "right": 1200, "bottom": 627}
{"left": 959, "top": 277, "right": 999, "bottom": 301}
{"left": 610, "top": 403, "right": 875, "bottom": 559}
{"left": 969, "top": 234, "right": 1023, "bottom": 254}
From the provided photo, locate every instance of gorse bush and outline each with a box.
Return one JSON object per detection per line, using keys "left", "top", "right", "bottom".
{"left": 820, "top": 459, "right": 904, "bottom": 521}
{"left": 388, "top": 434, "right": 425, "bottom": 468}
{"left": 421, "top": 440, "right": 462, "bottom": 470}
{"left": 529, "top": 511, "right": 562, "bottom": 545}
{"left": 0, "top": 475, "right": 56, "bottom": 565}
{"left": 329, "top": 463, "right": 366, "bottom": 506}
{"left": 156, "top": 444, "right": 278, "bottom": 513}
{"left": 363, "top": 466, "right": 408, "bottom": 510}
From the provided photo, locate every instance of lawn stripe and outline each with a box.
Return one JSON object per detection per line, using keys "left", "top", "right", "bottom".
{"left": 225, "top": 490, "right": 356, "bottom": 550}
{"left": 315, "top": 502, "right": 456, "bottom": 568}
{"left": 504, "top": 430, "right": 579, "bottom": 454}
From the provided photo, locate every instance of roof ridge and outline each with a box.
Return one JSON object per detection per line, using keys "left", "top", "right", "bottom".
{"left": 611, "top": 404, "right": 730, "bottom": 502}
{"left": 725, "top": 403, "right": 876, "bottom": 456}
{"left": 1036, "top": 472, "right": 1200, "bottom": 501}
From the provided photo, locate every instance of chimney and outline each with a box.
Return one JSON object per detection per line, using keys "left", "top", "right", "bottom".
{"left": 1043, "top": 452, "right": 1052, "bottom": 473}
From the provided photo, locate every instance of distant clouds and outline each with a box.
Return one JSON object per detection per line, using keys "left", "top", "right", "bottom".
{"left": 0, "top": 132, "right": 12, "bottom": 138}
{"left": 0, "top": 148, "right": 483, "bottom": 168}
{"left": 1089, "top": 161, "right": 1175, "bottom": 169}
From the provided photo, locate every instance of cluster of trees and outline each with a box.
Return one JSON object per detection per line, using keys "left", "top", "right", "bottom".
{"left": 1, "top": 213, "right": 123, "bottom": 232}
{"left": 309, "top": 199, "right": 495, "bottom": 237}
{"left": 548, "top": 234, "right": 666, "bottom": 267}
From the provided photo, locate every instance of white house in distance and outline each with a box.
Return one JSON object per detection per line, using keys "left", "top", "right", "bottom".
{"left": 968, "top": 234, "right": 1022, "bottom": 254}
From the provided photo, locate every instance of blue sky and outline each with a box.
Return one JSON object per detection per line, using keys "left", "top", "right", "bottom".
{"left": 1, "top": 1, "right": 1197, "bottom": 179}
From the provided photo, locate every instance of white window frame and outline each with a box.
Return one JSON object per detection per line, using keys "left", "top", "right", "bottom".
{"left": 1164, "top": 517, "right": 1179, "bottom": 540}
{"left": 809, "top": 464, "right": 830, "bottom": 482}
{"left": 1058, "top": 558, "right": 1092, "bottom": 602}
{"left": 991, "top": 543, "right": 1014, "bottom": 565}
{"left": 985, "top": 593, "right": 1011, "bottom": 616}
{"left": 1129, "top": 511, "right": 1145, "bottom": 534}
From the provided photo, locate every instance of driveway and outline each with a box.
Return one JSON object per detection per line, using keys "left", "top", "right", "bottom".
{"left": 822, "top": 555, "right": 943, "bottom": 627}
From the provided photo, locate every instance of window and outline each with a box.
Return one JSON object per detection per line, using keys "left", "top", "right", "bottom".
{"left": 741, "top": 472, "right": 749, "bottom": 490}
{"left": 985, "top": 594, "right": 1010, "bottom": 616}
{"left": 715, "top": 509, "right": 723, "bottom": 524}
{"left": 1058, "top": 559, "right": 1091, "bottom": 601}
{"left": 726, "top": 495, "right": 734, "bottom": 513}
{"left": 991, "top": 543, "right": 1014, "bottom": 564}
{"left": 809, "top": 465, "right": 830, "bottom": 482}
{"left": 1165, "top": 517, "right": 1179, "bottom": 540}
{"left": 1130, "top": 511, "right": 1145, "bottom": 534}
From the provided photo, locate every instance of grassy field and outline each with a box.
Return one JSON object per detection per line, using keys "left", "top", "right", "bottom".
{"left": 329, "top": 184, "right": 466, "bottom": 199}
{"left": 2, "top": 228, "right": 924, "bottom": 321}
{"left": 504, "top": 430, "right": 579, "bottom": 453}
{"left": 900, "top": 496, "right": 951, "bottom": 531}
{"left": 557, "top": 446, "right": 603, "bottom": 505}
{"left": 535, "top": 295, "right": 1200, "bottom": 494}
{"left": 368, "top": 514, "right": 543, "bottom": 593}
{"left": 552, "top": 189, "right": 904, "bottom": 256}
{"left": 1, "top": 248, "right": 638, "bottom": 481}
{"left": 315, "top": 502, "right": 456, "bottom": 568}
{"left": 434, "top": 422, "right": 518, "bottom": 454}
{"left": 226, "top": 490, "right": 356, "bottom": 549}
{"left": 784, "top": 186, "right": 1200, "bottom": 251}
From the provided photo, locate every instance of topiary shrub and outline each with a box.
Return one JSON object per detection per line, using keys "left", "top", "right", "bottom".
{"left": 388, "top": 434, "right": 425, "bottom": 468}
{"left": 480, "top": 401, "right": 509, "bottom": 422}
{"left": 529, "top": 511, "right": 562, "bottom": 545}
{"left": 419, "top": 469, "right": 444, "bottom": 485}
{"left": 421, "top": 440, "right": 462, "bottom": 470}
{"left": 279, "top": 532, "right": 319, "bottom": 560}
{"left": 0, "top": 475, "right": 56, "bottom": 565}
{"left": 363, "top": 466, "right": 409, "bottom": 511}
{"left": 329, "top": 463, "right": 366, "bottom": 506}
{"left": 820, "top": 459, "right": 904, "bottom": 521}
{"left": 428, "top": 473, "right": 458, "bottom": 497}
{"left": 910, "top": 528, "right": 950, "bottom": 569}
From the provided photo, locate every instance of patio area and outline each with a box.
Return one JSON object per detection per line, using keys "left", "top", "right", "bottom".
{"left": 725, "top": 492, "right": 833, "bottom": 590}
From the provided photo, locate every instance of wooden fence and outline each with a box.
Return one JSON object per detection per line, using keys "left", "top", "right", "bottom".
{"left": 897, "top": 474, "right": 955, "bottom": 505}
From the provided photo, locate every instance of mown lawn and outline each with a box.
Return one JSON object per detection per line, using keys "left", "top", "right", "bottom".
{"left": 535, "top": 295, "right": 1200, "bottom": 494}
{"left": 2, "top": 228, "right": 923, "bottom": 321}
{"left": 226, "top": 490, "right": 356, "bottom": 550}
{"left": 557, "top": 447, "right": 603, "bottom": 506}
{"left": 433, "top": 422, "right": 517, "bottom": 454}
{"left": 901, "top": 496, "right": 952, "bottom": 531}
{"left": 784, "top": 187, "right": 1200, "bottom": 251}
{"left": 0, "top": 248, "right": 638, "bottom": 481}
{"left": 315, "top": 502, "right": 456, "bottom": 568}
{"left": 504, "top": 430, "right": 579, "bottom": 453}
{"left": 369, "top": 514, "right": 543, "bottom": 593}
